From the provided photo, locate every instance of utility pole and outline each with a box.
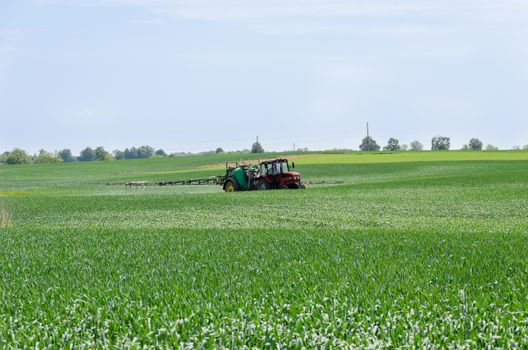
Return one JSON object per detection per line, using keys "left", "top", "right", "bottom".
{"left": 293, "top": 142, "right": 296, "bottom": 151}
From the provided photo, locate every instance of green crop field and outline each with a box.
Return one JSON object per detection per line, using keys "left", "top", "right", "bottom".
{"left": 1, "top": 151, "right": 528, "bottom": 348}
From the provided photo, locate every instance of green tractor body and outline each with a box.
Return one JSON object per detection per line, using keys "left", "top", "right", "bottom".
{"left": 231, "top": 167, "right": 249, "bottom": 191}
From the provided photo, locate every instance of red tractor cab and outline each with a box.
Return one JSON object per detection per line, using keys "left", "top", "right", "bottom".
{"left": 256, "top": 158, "right": 306, "bottom": 190}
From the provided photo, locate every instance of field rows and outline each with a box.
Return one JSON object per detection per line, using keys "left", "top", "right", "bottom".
{"left": 1, "top": 153, "right": 528, "bottom": 347}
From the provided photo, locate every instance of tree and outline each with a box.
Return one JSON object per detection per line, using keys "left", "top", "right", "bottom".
{"left": 523, "top": 145, "right": 528, "bottom": 150}
{"left": 95, "top": 147, "right": 112, "bottom": 161}
{"left": 155, "top": 149, "right": 167, "bottom": 157}
{"left": 359, "top": 136, "right": 380, "bottom": 151}
{"left": 383, "top": 138, "right": 400, "bottom": 151}
{"left": 251, "top": 141, "right": 264, "bottom": 153}
{"left": 34, "top": 149, "right": 62, "bottom": 164}
{"left": 468, "top": 138, "right": 483, "bottom": 151}
{"left": 113, "top": 150, "right": 125, "bottom": 160}
{"left": 78, "top": 147, "right": 96, "bottom": 161}
{"left": 215, "top": 147, "right": 224, "bottom": 154}
{"left": 410, "top": 141, "right": 423, "bottom": 151}
{"left": 137, "top": 146, "right": 155, "bottom": 158}
{"left": 486, "top": 144, "right": 498, "bottom": 151}
{"left": 461, "top": 144, "right": 469, "bottom": 151}
{"left": 431, "top": 136, "right": 450, "bottom": 151}
{"left": 5, "top": 148, "right": 31, "bottom": 165}
{"left": 124, "top": 147, "right": 138, "bottom": 159}
{"left": 400, "top": 144, "right": 408, "bottom": 151}
{"left": 0, "top": 151, "right": 8, "bottom": 164}
{"left": 58, "top": 149, "right": 75, "bottom": 162}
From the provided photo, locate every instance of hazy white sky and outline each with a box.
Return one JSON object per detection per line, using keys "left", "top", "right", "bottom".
{"left": 1, "top": 0, "right": 527, "bottom": 153}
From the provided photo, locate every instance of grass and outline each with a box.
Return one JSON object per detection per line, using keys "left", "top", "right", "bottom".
{"left": 1, "top": 151, "right": 527, "bottom": 348}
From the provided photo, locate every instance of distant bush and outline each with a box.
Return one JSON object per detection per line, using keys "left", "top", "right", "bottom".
{"left": 123, "top": 146, "right": 155, "bottom": 159}
{"left": 0, "top": 151, "right": 9, "bottom": 164}
{"left": 113, "top": 150, "right": 125, "bottom": 160}
{"left": 138, "top": 146, "right": 155, "bottom": 158}
{"left": 410, "top": 141, "right": 423, "bottom": 151}
{"left": 95, "top": 147, "right": 113, "bottom": 161}
{"left": 58, "top": 149, "right": 75, "bottom": 162}
{"left": 34, "top": 149, "right": 62, "bottom": 164}
{"left": 78, "top": 147, "right": 96, "bottom": 162}
{"left": 5, "top": 148, "right": 32, "bottom": 165}
{"left": 359, "top": 136, "right": 380, "bottom": 151}
{"left": 251, "top": 142, "right": 264, "bottom": 153}
{"left": 215, "top": 147, "right": 224, "bottom": 154}
{"left": 469, "top": 138, "right": 483, "bottom": 151}
{"left": 155, "top": 149, "right": 167, "bottom": 157}
{"left": 486, "top": 144, "right": 498, "bottom": 151}
{"left": 431, "top": 136, "right": 450, "bottom": 151}
{"left": 383, "top": 138, "right": 400, "bottom": 151}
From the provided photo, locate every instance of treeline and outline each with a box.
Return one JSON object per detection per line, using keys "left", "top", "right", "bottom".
{"left": 1, "top": 137, "right": 527, "bottom": 165}
{"left": 0, "top": 145, "right": 261, "bottom": 165}
{"left": 0, "top": 139, "right": 268, "bottom": 165}
{"left": 358, "top": 136, "right": 518, "bottom": 152}
{"left": 1, "top": 146, "right": 170, "bottom": 165}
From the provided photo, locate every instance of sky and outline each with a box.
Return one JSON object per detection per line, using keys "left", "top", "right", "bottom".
{"left": 0, "top": 0, "right": 527, "bottom": 154}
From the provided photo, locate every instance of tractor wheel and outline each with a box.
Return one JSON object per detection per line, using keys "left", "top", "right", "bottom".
{"left": 278, "top": 183, "right": 289, "bottom": 190}
{"left": 224, "top": 180, "right": 238, "bottom": 192}
{"left": 257, "top": 180, "right": 270, "bottom": 190}
{"left": 298, "top": 183, "right": 306, "bottom": 189}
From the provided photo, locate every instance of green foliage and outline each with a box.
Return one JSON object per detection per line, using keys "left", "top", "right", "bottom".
{"left": 431, "top": 136, "right": 450, "bottom": 150}
{"left": 113, "top": 150, "right": 125, "bottom": 160}
{"left": 410, "top": 140, "right": 423, "bottom": 151}
{"left": 124, "top": 147, "right": 139, "bottom": 159}
{"left": 251, "top": 142, "right": 264, "bottom": 153}
{"left": 359, "top": 136, "right": 380, "bottom": 151}
{"left": 155, "top": 149, "right": 167, "bottom": 157}
{"left": 0, "top": 151, "right": 8, "bottom": 163}
{"left": 124, "top": 146, "right": 155, "bottom": 159}
{"left": 95, "top": 146, "right": 113, "bottom": 161}
{"left": 469, "top": 138, "right": 483, "bottom": 150}
{"left": 5, "top": 148, "right": 32, "bottom": 164}
{"left": 486, "top": 144, "right": 498, "bottom": 151}
{"left": 383, "top": 137, "right": 400, "bottom": 151}
{"left": 34, "top": 149, "right": 62, "bottom": 164}
{"left": 1, "top": 152, "right": 528, "bottom": 347}
{"left": 138, "top": 145, "right": 155, "bottom": 158}
{"left": 58, "top": 149, "right": 75, "bottom": 162}
{"left": 78, "top": 147, "right": 96, "bottom": 161}
{"left": 215, "top": 147, "right": 224, "bottom": 154}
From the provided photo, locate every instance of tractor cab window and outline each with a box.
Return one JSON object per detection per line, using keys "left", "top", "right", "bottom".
{"left": 260, "top": 163, "right": 267, "bottom": 176}
{"left": 279, "top": 161, "right": 289, "bottom": 173}
{"left": 273, "top": 162, "right": 283, "bottom": 175}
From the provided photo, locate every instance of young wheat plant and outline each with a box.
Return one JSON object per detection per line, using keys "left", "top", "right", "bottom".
{"left": 0, "top": 202, "right": 12, "bottom": 228}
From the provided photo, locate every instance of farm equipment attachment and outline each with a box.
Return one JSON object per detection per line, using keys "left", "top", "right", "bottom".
{"left": 119, "top": 158, "right": 306, "bottom": 192}
{"left": 221, "top": 158, "right": 306, "bottom": 192}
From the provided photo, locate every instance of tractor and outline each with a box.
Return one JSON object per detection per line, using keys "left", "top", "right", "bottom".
{"left": 222, "top": 158, "right": 306, "bottom": 192}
